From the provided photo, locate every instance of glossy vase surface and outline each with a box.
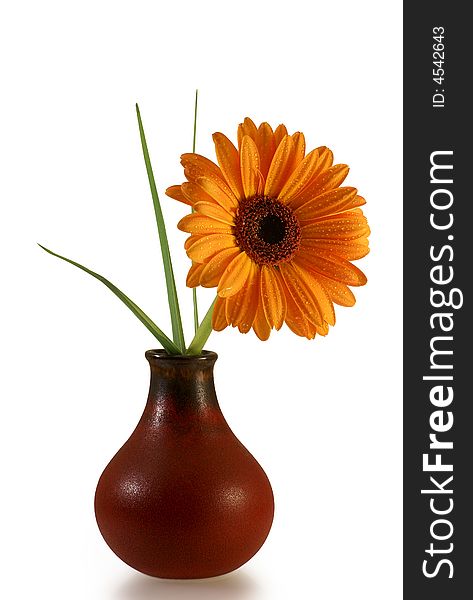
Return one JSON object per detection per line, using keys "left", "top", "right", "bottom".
{"left": 94, "top": 350, "right": 274, "bottom": 579}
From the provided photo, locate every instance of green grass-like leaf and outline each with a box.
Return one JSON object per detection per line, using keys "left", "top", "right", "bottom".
{"left": 136, "top": 104, "right": 186, "bottom": 353}
{"left": 186, "top": 297, "right": 217, "bottom": 356}
{"left": 192, "top": 90, "right": 199, "bottom": 334}
{"left": 38, "top": 244, "right": 181, "bottom": 355}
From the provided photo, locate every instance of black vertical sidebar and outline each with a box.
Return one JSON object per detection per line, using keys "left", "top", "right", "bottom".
{"left": 404, "top": 3, "right": 471, "bottom": 599}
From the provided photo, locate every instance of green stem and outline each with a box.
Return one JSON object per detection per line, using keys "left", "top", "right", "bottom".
{"left": 186, "top": 297, "right": 217, "bottom": 356}
{"left": 136, "top": 104, "right": 186, "bottom": 353}
{"left": 191, "top": 89, "right": 199, "bottom": 334}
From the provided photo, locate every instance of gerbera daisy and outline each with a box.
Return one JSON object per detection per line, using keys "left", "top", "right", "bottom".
{"left": 166, "top": 117, "right": 370, "bottom": 340}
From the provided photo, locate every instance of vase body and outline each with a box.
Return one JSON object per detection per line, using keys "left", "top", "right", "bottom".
{"left": 94, "top": 350, "right": 274, "bottom": 579}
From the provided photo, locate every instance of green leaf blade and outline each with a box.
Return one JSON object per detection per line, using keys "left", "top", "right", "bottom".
{"left": 192, "top": 89, "right": 199, "bottom": 334}
{"left": 186, "top": 297, "right": 217, "bottom": 356}
{"left": 38, "top": 244, "right": 181, "bottom": 355}
{"left": 136, "top": 104, "right": 186, "bottom": 353}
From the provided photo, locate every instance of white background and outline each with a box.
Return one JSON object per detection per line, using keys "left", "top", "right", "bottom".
{"left": 0, "top": 1, "right": 402, "bottom": 598}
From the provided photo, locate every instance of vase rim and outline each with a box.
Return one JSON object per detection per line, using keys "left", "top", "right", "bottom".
{"left": 145, "top": 349, "right": 218, "bottom": 363}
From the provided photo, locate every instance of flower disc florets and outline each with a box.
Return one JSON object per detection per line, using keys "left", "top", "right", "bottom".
{"left": 233, "top": 196, "right": 301, "bottom": 266}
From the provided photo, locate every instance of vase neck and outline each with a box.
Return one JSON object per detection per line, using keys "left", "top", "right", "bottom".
{"left": 144, "top": 350, "right": 221, "bottom": 423}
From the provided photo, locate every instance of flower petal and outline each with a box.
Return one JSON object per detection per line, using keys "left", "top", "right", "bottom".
{"left": 200, "top": 247, "right": 241, "bottom": 287}
{"left": 264, "top": 135, "right": 295, "bottom": 198}
{"left": 314, "top": 164, "right": 350, "bottom": 193}
{"left": 252, "top": 298, "right": 271, "bottom": 341}
{"left": 301, "top": 211, "right": 370, "bottom": 241}
{"left": 291, "top": 258, "right": 335, "bottom": 325}
{"left": 217, "top": 251, "right": 253, "bottom": 298}
{"left": 279, "top": 261, "right": 323, "bottom": 327}
{"left": 181, "top": 153, "right": 239, "bottom": 210}
{"left": 295, "top": 250, "right": 367, "bottom": 287}
{"left": 213, "top": 132, "right": 245, "bottom": 200}
{"left": 300, "top": 238, "right": 370, "bottom": 260}
{"left": 165, "top": 184, "right": 191, "bottom": 206}
{"left": 315, "top": 272, "right": 356, "bottom": 307}
{"left": 178, "top": 214, "right": 232, "bottom": 235}
{"left": 315, "top": 147, "right": 333, "bottom": 171}
{"left": 185, "top": 234, "right": 202, "bottom": 251}
{"left": 193, "top": 201, "right": 234, "bottom": 224}
{"left": 288, "top": 164, "right": 351, "bottom": 210}
{"left": 278, "top": 148, "right": 320, "bottom": 202}
{"left": 283, "top": 287, "right": 316, "bottom": 339}
{"left": 292, "top": 165, "right": 349, "bottom": 208}
{"left": 316, "top": 321, "right": 330, "bottom": 336}
{"left": 257, "top": 122, "right": 276, "bottom": 180}
{"left": 187, "top": 234, "right": 236, "bottom": 263}
{"left": 240, "top": 135, "right": 260, "bottom": 199}
{"left": 186, "top": 262, "right": 206, "bottom": 287}
{"left": 181, "top": 153, "right": 222, "bottom": 181}
{"left": 196, "top": 175, "right": 239, "bottom": 212}
{"left": 238, "top": 117, "right": 258, "bottom": 148}
{"left": 295, "top": 187, "right": 359, "bottom": 221}
{"left": 353, "top": 195, "right": 367, "bottom": 208}
{"left": 242, "top": 117, "right": 258, "bottom": 137}
{"left": 225, "top": 262, "right": 260, "bottom": 332}
{"left": 274, "top": 124, "right": 288, "bottom": 147}
{"left": 212, "top": 296, "right": 229, "bottom": 331}
{"left": 261, "top": 266, "right": 286, "bottom": 329}
{"left": 288, "top": 132, "right": 306, "bottom": 173}
{"left": 181, "top": 181, "right": 218, "bottom": 206}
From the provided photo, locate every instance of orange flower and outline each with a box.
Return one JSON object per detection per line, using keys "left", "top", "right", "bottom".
{"left": 166, "top": 118, "right": 370, "bottom": 340}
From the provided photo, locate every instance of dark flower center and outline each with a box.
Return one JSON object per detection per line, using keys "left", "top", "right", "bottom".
{"left": 259, "top": 214, "right": 286, "bottom": 244}
{"left": 233, "top": 196, "right": 301, "bottom": 266}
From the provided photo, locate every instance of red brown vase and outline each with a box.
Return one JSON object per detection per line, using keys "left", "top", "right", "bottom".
{"left": 94, "top": 350, "right": 274, "bottom": 579}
